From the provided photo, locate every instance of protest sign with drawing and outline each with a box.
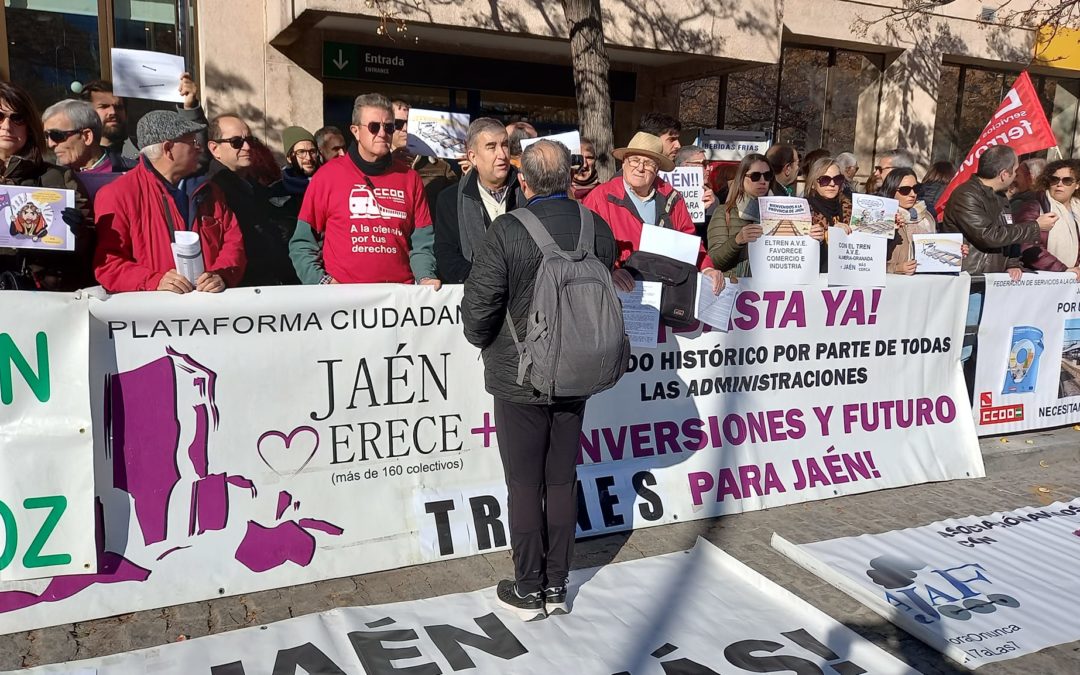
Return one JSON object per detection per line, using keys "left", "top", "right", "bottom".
{"left": 0, "top": 186, "right": 76, "bottom": 252}
{"left": 405, "top": 109, "right": 469, "bottom": 159}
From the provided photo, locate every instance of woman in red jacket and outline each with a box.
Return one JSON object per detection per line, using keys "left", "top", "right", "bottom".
{"left": 582, "top": 132, "right": 723, "bottom": 294}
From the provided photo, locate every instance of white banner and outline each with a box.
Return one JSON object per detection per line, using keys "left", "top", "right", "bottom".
{"left": 17, "top": 538, "right": 919, "bottom": 674}
{"left": 0, "top": 277, "right": 982, "bottom": 634}
{"left": 972, "top": 272, "right": 1080, "bottom": 434}
{"left": 0, "top": 292, "right": 94, "bottom": 582}
{"left": 774, "top": 499, "right": 1080, "bottom": 669}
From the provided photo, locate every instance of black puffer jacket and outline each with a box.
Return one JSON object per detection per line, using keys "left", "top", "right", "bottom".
{"left": 462, "top": 196, "right": 617, "bottom": 404}
{"left": 941, "top": 176, "right": 1039, "bottom": 274}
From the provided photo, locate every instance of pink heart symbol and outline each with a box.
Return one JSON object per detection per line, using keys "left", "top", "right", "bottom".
{"left": 257, "top": 427, "right": 320, "bottom": 477}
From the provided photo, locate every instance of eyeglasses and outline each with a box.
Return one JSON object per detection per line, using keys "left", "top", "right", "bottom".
{"left": 746, "top": 170, "right": 774, "bottom": 183}
{"left": 895, "top": 185, "right": 919, "bottom": 196}
{"left": 45, "top": 129, "right": 82, "bottom": 143}
{"left": 212, "top": 135, "right": 254, "bottom": 150}
{"left": 0, "top": 111, "right": 26, "bottom": 125}
{"left": 393, "top": 118, "right": 407, "bottom": 131}
{"left": 873, "top": 165, "right": 892, "bottom": 174}
{"left": 625, "top": 156, "right": 658, "bottom": 172}
{"left": 366, "top": 121, "right": 396, "bottom": 137}
{"left": 816, "top": 175, "right": 846, "bottom": 187}
{"left": 293, "top": 148, "right": 318, "bottom": 158}
{"left": 1049, "top": 176, "right": 1077, "bottom": 187}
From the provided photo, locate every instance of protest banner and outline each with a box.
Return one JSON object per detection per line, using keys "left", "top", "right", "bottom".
{"left": 774, "top": 499, "right": 1080, "bottom": 669}
{"left": 659, "top": 167, "right": 705, "bottom": 222}
{"left": 850, "top": 194, "right": 898, "bottom": 238}
{"left": 972, "top": 272, "right": 1080, "bottom": 434}
{"left": 0, "top": 186, "right": 77, "bottom": 252}
{"left": 405, "top": 109, "right": 469, "bottom": 158}
{"left": 828, "top": 228, "right": 886, "bottom": 287}
{"left": 20, "top": 539, "right": 919, "bottom": 674}
{"left": 758, "top": 196, "right": 812, "bottom": 236}
{"left": 0, "top": 277, "right": 981, "bottom": 634}
{"left": 935, "top": 71, "right": 1057, "bottom": 217}
{"left": 749, "top": 237, "right": 820, "bottom": 285}
{"left": 0, "top": 292, "right": 94, "bottom": 582}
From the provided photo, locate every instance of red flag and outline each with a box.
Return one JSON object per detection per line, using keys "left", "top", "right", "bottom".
{"left": 935, "top": 71, "right": 1057, "bottom": 217}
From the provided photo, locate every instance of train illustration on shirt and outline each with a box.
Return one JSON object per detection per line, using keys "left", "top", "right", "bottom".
{"left": 349, "top": 184, "right": 408, "bottom": 220}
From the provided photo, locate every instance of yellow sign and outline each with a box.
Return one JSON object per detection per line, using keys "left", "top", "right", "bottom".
{"left": 1035, "top": 26, "right": 1080, "bottom": 69}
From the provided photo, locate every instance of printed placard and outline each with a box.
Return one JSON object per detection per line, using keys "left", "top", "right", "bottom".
{"left": 850, "top": 194, "right": 899, "bottom": 237}
{"left": 828, "top": 228, "right": 886, "bottom": 287}
{"left": 0, "top": 186, "right": 76, "bottom": 252}
{"left": 659, "top": 167, "right": 705, "bottom": 222}
{"left": 405, "top": 109, "right": 469, "bottom": 158}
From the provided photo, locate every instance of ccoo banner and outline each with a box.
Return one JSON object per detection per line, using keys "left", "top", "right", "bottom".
{"left": 972, "top": 272, "right": 1080, "bottom": 434}
{"left": 15, "top": 539, "right": 920, "bottom": 674}
{"left": 0, "top": 292, "right": 94, "bottom": 582}
{"left": 0, "top": 277, "right": 981, "bottom": 634}
{"left": 774, "top": 499, "right": 1080, "bottom": 669}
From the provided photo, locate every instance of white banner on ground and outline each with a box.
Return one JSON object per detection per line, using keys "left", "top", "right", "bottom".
{"left": 0, "top": 292, "right": 94, "bottom": 582}
{"left": 972, "top": 272, "right": 1080, "bottom": 434}
{"left": 774, "top": 499, "right": 1080, "bottom": 669}
{"left": 17, "top": 539, "right": 919, "bottom": 674}
{"left": 0, "top": 277, "right": 981, "bottom": 634}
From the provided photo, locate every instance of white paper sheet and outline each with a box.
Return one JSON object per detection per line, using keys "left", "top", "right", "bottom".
{"left": 827, "top": 227, "right": 886, "bottom": 287}
{"left": 171, "top": 231, "right": 204, "bottom": 286}
{"left": 638, "top": 224, "right": 700, "bottom": 266}
{"left": 912, "top": 232, "right": 963, "bottom": 273}
{"left": 748, "top": 236, "right": 819, "bottom": 285}
{"left": 520, "top": 130, "right": 581, "bottom": 154}
{"left": 110, "top": 48, "right": 185, "bottom": 103}
{"left": 695, "top": 275, "right": 738, "bottom": 331}
{"left": 850, "top": 193, "right": 899, "bottom": 237}
{"left": 617, "top": 280, "right": 662, "bottom": 348}
{"left": 405, "top": 109, "right": 470, "bottom": 159}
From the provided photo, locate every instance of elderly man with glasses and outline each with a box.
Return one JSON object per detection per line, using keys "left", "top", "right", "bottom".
{"left": 42, "top": 99, "right": 133, "bottom": 174}
{"left": 93, "top": 110, "right": 246, "bottom": 293}
{"left": 290, "top": 92, "right": 440, "bottom": 288}
{"left": 583, "top": 131, "right": 724, "bottom": 296}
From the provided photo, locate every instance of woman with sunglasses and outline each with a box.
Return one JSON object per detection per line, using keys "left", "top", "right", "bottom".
{"left": 804, "top": 157, "right": 848, "bottom": 271}
{"left": 706, "top": 153, "right": 772, "bottom": 274}
{"left": 878, "top": 168, "right": 935, "bottom": 275}
{"left": 1015, "top": 160, "right": 1080, "bottom": 278}
{"left": 0, "top": 82, "right": 91, "bottom": 291}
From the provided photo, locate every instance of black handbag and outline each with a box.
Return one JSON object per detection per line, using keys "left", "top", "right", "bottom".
{"left": 624, "top": 250, "right": 698, "bottom": 328}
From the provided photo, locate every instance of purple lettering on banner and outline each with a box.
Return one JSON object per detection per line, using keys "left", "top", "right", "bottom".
{"left": 688, "top": 472, "right": 713, "bottom": 506}
{"left": 630, "top": 423, "right": 654, "bottom": 458}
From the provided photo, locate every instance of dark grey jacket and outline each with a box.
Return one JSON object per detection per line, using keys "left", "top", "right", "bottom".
{"left": 434, "top": 167, "right": 526, "bottom": 283}
{"left": 462, "top": 196, "right": 617, "bottom": 404}
{"left": 942, "top": 176, "right": 1039, "bottom": 274}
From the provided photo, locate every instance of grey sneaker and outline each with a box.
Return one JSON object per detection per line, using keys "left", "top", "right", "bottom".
{"left": 544, "top": 586, "right": 568, "bottom": 615}
{"left": 496, "top": 580, "right": 546, "bottom": 621}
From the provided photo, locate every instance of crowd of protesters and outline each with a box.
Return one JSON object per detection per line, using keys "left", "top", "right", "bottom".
{"left": 0, "top": 76, "right": 1076, "bottom": 293}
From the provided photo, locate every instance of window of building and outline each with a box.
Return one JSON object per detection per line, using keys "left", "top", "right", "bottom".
{"left": 5, "top": 0, "right": 101, "bottom": 106}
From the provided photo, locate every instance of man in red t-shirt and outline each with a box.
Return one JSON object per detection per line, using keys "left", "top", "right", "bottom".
{"left": 289, "top": 92, "right": 440, "bottom": 287}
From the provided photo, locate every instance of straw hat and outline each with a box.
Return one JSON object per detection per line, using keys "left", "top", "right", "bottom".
{"left": 612, "top": 132, "right": 675, "bottom": 172}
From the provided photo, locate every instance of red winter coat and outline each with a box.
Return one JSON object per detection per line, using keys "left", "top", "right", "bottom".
{"left": 93, "top": 160, "right": 246, "bottom": 292}
{"left": 582, "top": 177, "right": 711, "bottom": 270}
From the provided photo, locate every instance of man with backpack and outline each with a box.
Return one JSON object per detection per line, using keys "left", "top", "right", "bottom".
{"left": 462, "top": 140, "right": 625, "bottom": 621}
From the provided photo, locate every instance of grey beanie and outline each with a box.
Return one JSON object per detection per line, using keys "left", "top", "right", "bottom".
{"left": 137, "top": 110, "right": 206, "bottom": 149}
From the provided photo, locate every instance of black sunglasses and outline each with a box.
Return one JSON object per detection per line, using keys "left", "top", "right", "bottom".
{"left": 394, "top": 118, "right": 407, "bottom": 131}
{"left": 212, "top": 135, "right": 254, "bottom": 150}
{"left": 0, "top": 111, "right": 26, "bottom": 125}
{"left": 366, "top": 121, "right": 396, "bottom": 137}
{"left": 746, "top": 170, "right": 774, "bottom": 183}
{"left": 816, "top": 175, "right": 846, "bottom": 187}
{"left": 895, "top": 185, "right": 920, "bottom": 196}
{"left": 1049, "top": 176, "right": 1077, "bottom": 187}
{"left": 45, "top": 129, "right": 82, "bottom": 143}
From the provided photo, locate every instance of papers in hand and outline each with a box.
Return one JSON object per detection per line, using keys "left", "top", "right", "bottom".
{"left": 638, "top": 224, "right": 700, "bottom": 266}
{"left": 748, "top": 236, "right": 819, "bottom": 285}
{"left": 111, "top": 48, "right": 185, "bottom": 103}
{"left": 172, "top": 231, "right": 205, "bottom": 286}
{"left": 695, "top": 275, "right": 738, "bottom": 332}
{"left": 827, "top": 227, "right": 885, "bottom": 287}
{"left": 850, "top": 194, "right": 899, "bottom": 237}
{"left": 912, "top": 233, "right": 963, "bottom": 273}
{"left": 617, "top": 280, "right": 662, "bottom": 348}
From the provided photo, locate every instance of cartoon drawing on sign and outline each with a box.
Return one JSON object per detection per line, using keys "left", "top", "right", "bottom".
{"left": 417, "top": 121, "right": 465, "bottom": 155}
{"left": 9, "top": 198, "right": 49, "bottom": 241}
{"left": 0, "top": 348, "right": 344, "bottom": 614}
{"left": 849, "top": 194, "right": 898, "bottom": 237}
{"left": 1059, "top": 319, "right": 1080, "bottom": 398}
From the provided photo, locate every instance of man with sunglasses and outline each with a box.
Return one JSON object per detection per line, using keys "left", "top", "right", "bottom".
{"left": 290, "top": 93, "right": 439, "bottom": 288}
{"left": 93, "top": 110, "right": 246, "bottom": 293}
{"left": 42, "top": 99, "right": 133, "bottom": 174}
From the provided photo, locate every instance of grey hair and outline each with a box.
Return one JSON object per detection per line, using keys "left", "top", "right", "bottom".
{"left": 466, "top": 117, "right": 506, "bottom": 151}
{"left": 881, "top": 148, "right": 915, "bottom": 169}
{"left": 835, "top": 152, "right": 858, "bottom": 170}
{"left": 674, "top": 145, "right": 705, "bottom": 167}
{"left": 351, "top": 93, "right": 393, "bottom": 125}
{"left": 41, "top": 99, "right": 102, "bottom": 141}
{"left": 520, "top": 140, "right": 571, "bottom": 196}
{"left": 976, "top": 146, "right": 1018, "bottom": 179}
{"left": 141, "top": 143, "right": 164, "bottom": 159}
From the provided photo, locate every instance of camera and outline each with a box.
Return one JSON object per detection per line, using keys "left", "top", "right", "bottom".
{"left": 570, "top": 154, "right": 584, "bottom": 170}
{"left": 0, "top": 270, "right": 36, "bottom": 290}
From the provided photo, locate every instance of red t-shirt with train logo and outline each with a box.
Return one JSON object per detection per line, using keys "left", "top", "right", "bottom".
{"left": 299, "top": 156, "right": 432, "bottom": 283}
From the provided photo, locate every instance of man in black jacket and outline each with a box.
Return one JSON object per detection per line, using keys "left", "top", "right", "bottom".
{"left": 462, "top": 140, "right": 617, "bottom": 621}
{"left": 434, "top": 118, "right": 525, "bottom": 283}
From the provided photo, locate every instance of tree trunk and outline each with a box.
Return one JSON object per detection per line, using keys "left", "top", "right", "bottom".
{"left": 562, "top": 0, "right": 615, "bottom": 182}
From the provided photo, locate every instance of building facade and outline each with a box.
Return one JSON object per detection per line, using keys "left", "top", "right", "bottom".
{"left": 6, "top": 1, "right": 1079, "bottom": 176}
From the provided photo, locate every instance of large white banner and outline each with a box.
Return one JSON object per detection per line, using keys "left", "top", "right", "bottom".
{"left": 774, "top": 499, "right": 1080, "bottom": 669}
{"left": 15, "top": 539, "right": 920, "bottom": 674}
{"left": 0, "top": 292, "right": 94, "bottom": 582}
{"left": 0, "top": 276, "right": 982, "bottom": 634}
{"left": 973, "top": 272, "right": 1080, "bottom": 434}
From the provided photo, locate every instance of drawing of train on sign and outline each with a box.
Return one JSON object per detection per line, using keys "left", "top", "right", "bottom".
{"left": 919, "top": 241, "right": 961, "bottom": 267}
{"left": 416, "top": 122, "right": 466, "bottom": 155}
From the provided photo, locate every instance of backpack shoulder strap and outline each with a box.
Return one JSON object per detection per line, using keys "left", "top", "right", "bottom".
{"left": 659, "top": 189, "right": 682, "bottom": 229}
{"left": 576, "top": 203, "right": 595, "bottom": 255}
{"left": 510, "top": 207, "right": 560, "bottom": 255}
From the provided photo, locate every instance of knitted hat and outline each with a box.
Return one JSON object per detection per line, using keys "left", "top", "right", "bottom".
{"left": 136, "top": 110, "right": 205, "bottom": 149}
{"left": 281, "top": 126, "right": 316, "bottom": 155}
